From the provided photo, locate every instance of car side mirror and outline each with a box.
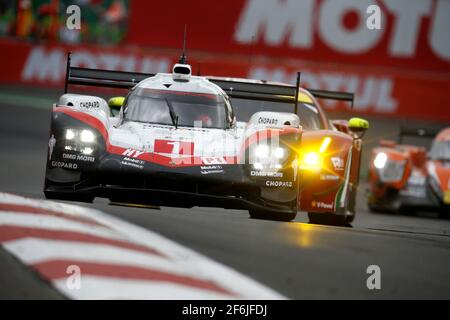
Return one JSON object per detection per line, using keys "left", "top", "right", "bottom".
{"left": 348, "top": 117, "right": 369, "bottom": 135}
{"left": 108, "top": 96, "right": 125, "bottom": 112}
{"left": 348, "top": 117, "right": 369, "bottom": 139}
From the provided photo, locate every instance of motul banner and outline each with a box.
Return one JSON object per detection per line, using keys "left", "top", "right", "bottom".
{"left": 0, "top": 39, "right": 449, "bottom": 122}
{"left": 246, "top": 63, "right": 450, "bottom": 121}
{"left": 128, "top": 0, "right": 450, "bottom": 73}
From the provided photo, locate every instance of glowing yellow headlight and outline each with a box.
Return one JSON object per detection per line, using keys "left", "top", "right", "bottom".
{"left": 301, "top": 151, "right": 322, "bottom": 170}
{"left": 299, "top": 137, "right": 331, "bottom": 170}
{"left": 444, "top": 191, "right": 450, "bottom": 205}
{"left": 304, "top": 152, "right": 319, "bottom": 166}
{"left": 319, "top": 137, "right": 331, "bottom": 153}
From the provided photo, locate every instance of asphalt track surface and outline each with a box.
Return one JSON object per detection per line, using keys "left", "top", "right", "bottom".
{"left": 1, "top": 87, "right": 450, "bottom": 299}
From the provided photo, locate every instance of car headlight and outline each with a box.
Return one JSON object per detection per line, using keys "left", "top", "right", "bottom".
{"left": 274, "top": 147, "right": 285, "bottom": 159}
{"left": 319, "top": 137, "right": 331, "bottom": 153}
{"left": 298, "top": 137, "right": 331, "bottom": 171}
{"left": 374, "top": 152, "right": 387, "bottom": 169}
{"left": 80, "top": 129, "right": 95, "bottom": 143}
{"left": 65, "top": 129, "right": 76, "bottom": 140}
{"left": 376, "top": 157, "right": 406, "bottom": 183}
{"left": 64, "top": 128, "right": 97, "bottom": 154}
{"left": 255, "top": 144, "right": 270, "bottom": 158}
{"left": 82, "top": 147, "right": 94, "bottom": 155}
{"left": 304, "top": 152, "right": 319, "bottom": 166}
{"left": 65, "top": 128, "right": 96, "bottom": 143}
{"left": 252, "top": 143, "right": 289, "bottom": 170}
{"left": 253, "top": 162, "right": 264, "bottom": 170}
{"left": 300, "top": 151, "right": 322, "bottom": 171}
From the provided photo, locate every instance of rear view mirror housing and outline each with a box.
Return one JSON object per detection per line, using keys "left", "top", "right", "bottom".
{"left": 348, "top": 117, "right": 369, "bottom": 133}
{"left": 108, "top": 96, "right": 125, "bottom": 111}
{"left": 348, "top": 117, "right": 369, "bottom": 139}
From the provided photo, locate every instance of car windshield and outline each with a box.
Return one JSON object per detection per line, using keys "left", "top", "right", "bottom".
{"left": 231, "top": 98, "right": 323, "bottom": 130}
{"left": 429, "top": 141, "right": 450, "bottom": 161}
{"left": 124, "top": 88, "right": 228, "bottom": 129}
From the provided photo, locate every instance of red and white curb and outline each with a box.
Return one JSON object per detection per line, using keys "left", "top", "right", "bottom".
{"left": 0, "top": 193, "right": 285, "bottom": 299}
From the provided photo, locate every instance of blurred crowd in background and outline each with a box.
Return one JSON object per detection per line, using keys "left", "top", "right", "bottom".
{"left": 0, "top": 0, "right": 448, "bottom": 124}
{"left": 0, "top": 0, "right": 128, "bottom": 44}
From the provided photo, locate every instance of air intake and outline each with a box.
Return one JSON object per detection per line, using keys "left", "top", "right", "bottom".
{"left": 172, "top": 63, "right": 191, "bottom": 81}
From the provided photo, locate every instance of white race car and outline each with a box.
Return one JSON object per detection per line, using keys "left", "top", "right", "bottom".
{"left": 44, "top": 54, "right": 303, "bottom": 221}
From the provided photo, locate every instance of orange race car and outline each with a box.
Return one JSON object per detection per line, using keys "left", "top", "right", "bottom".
{"left": 368, "top": 127, "right": 450, "bottom": 217}
{"left": 210, "top": 76, "right": 369, "bottom": 225}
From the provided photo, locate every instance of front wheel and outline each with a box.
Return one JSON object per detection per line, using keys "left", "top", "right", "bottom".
{"left": 345, "top": 213, "right": 355, "bottom": 223}
{"left": 249, "top": 209, "right": 296, "bottom": 222}
{"left": 438, "top": 207, "right": 450, "bottom": 220}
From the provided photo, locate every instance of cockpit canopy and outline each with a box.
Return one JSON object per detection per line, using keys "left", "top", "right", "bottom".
{"left": 123, "top": 87, "right": 233, "bottom": 129}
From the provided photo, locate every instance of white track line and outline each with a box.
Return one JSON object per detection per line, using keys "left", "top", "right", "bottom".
{"left": 53, "top": 276, "right": 236, "bottom": 300}
{"left": 0, "top": 193, "right": 286, "bottom": 299}
{"left": 5, "top": 238, "right": 214, "bottom": 279}
{"left": 0, "top": 212, "right": 126, "bottom": 241}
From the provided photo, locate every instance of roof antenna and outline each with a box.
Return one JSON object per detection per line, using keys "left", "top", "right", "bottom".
{"left": 179, "top": 24, "right": 187, "bottom": 64}
{"left": 64, "top": 51, "right": 72, "bottom": 94}
{"left": 294, "top": 72, "right": 301, "bottom": 114}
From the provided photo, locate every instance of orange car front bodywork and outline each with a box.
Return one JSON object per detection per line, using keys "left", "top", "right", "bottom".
{"left": 368, "top": 127, "right": 450, "bottom": 211}
{"left": 369, "top": 146, "right": 414, "bottom": 197}
{"left": 299, "top": 130, "right": 361, "bottom": 213}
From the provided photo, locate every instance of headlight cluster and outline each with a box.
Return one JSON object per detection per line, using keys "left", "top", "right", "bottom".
{"left": 251, "top": 143, "right": 289, "bottom": 170}
{"left": 373, "top": 152, "right": 387, "bottom": 169}
{"left": 64, "top": 128, "right": 96, "bottom": 155}
{"left": 300, "top": 151, "right": 322, "bottom": 171}
{"left": 373, "top": 152, "right": 405, "bottom": 182}
{"left": 299, "top": 137, "right": 331, "bottom": 171}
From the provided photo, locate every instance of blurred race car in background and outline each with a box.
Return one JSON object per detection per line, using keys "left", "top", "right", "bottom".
{"left": 211, "top": 76, "right": 369, "bottom": 224}
{"left": 368, "top": 127, "right": 450, "bottom": 216}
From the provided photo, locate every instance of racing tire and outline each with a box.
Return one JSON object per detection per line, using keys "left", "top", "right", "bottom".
{"left": 44, "top": 190, "right": 95, "bottom": 203}
{"left": 345, "top": 213, "right": 355, "bottom": 223}
{"left": 249, "top": 209, "right": 296, "bottom": 222}
{"left": 398, "top": 206, "right": 417, "bottom": 216}
{"left": 438, "top": 208, "right": 450, "bottom": 220}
